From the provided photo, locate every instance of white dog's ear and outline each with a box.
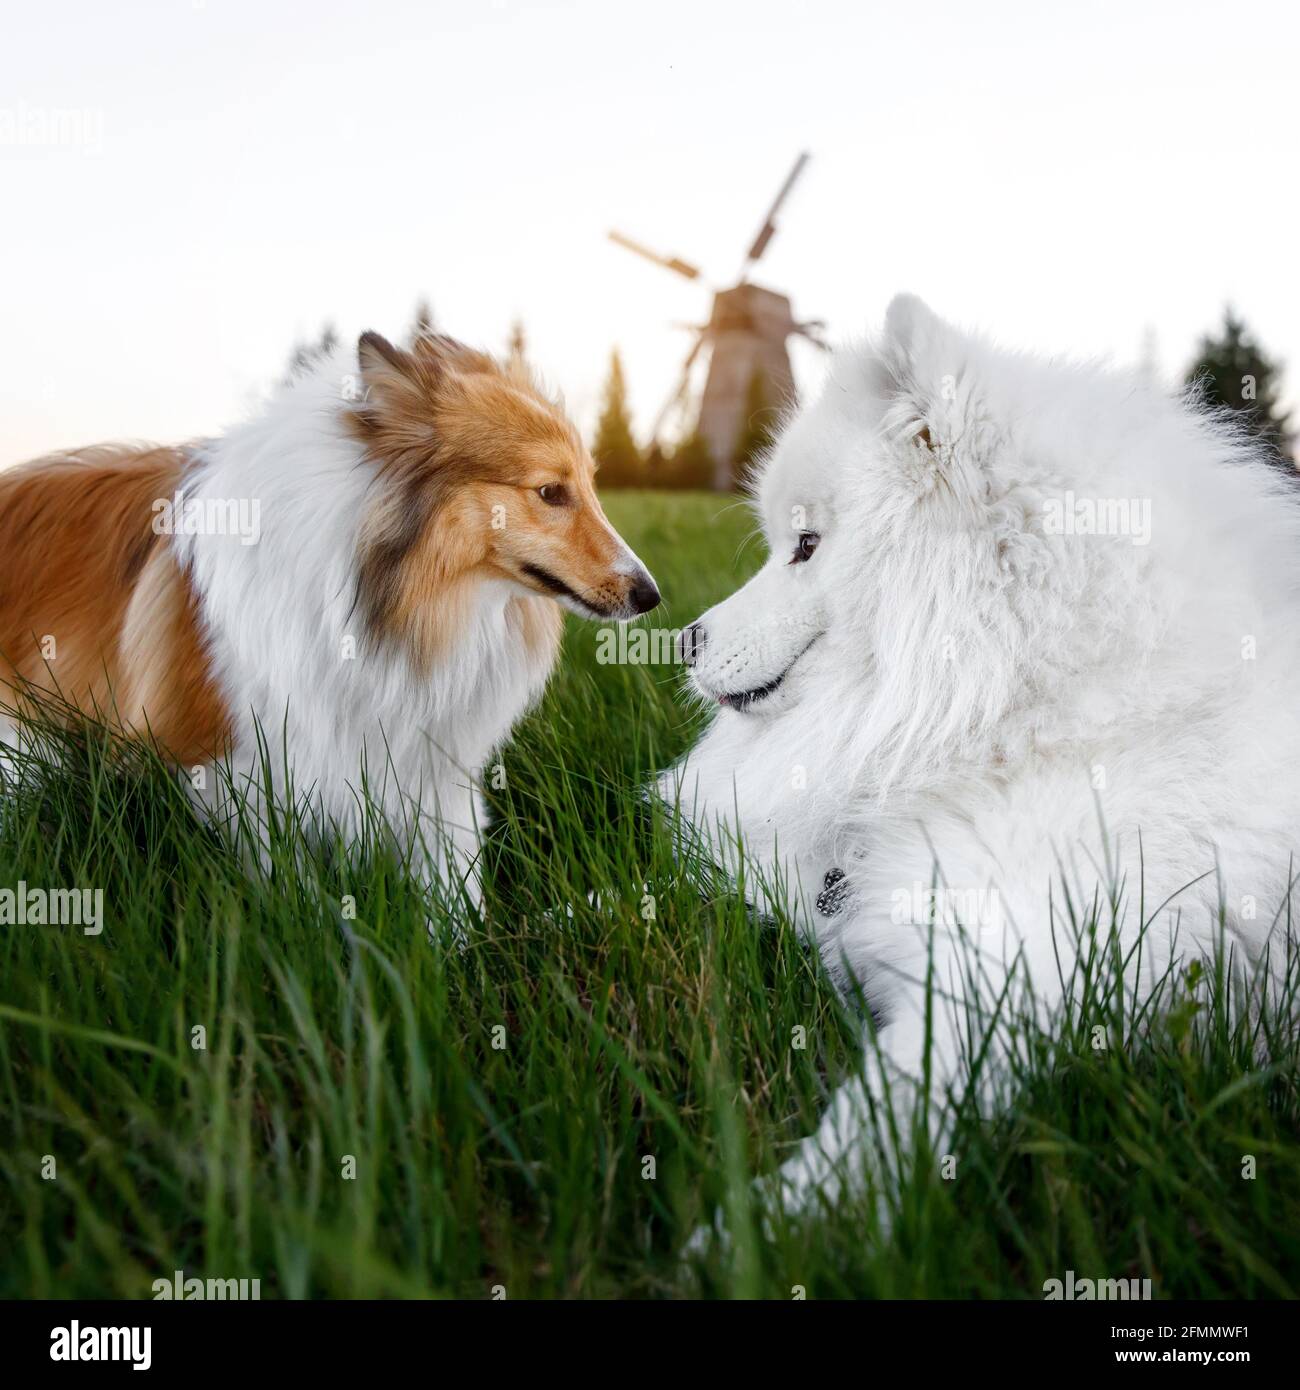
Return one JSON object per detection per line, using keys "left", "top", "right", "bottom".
{"left": 878, "top": 294, "right": 978, "bottom": 469}
{"left": 883, "top": 294, "right": 947, "bottom": 368}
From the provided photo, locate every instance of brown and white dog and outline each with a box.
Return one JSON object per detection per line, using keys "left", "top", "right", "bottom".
{"left": 0, "top": 329, "right": 658, "bottom": 911}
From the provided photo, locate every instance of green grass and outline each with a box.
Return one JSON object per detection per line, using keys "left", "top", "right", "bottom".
{"left": 2, "top": 489, "right": 1299, "bottom": 1299}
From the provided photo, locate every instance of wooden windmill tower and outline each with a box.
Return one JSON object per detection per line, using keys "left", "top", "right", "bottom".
{"left": 609, "top": 152, "right": 826, "bottom": 489}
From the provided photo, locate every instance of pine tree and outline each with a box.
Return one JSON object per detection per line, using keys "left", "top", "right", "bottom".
{"left": 592, "top": 349, "right": 641, "bottom": 485}
{"left": 409, "top": 297, "right": 435, "bottom": 344}
{"left": 506, "top": 319, "right": 528, "bottom": 375}
{"left": 642, "top": 441, "right": 669, "bottom": 486}
{"left": 283, "top": 322, "right": 338, "bottom": 383}
{"left": 1186, "top": 308, "right": 1293, "bottom": 465}
{"left": 666, "top": 430, "right": 716, "bottom": 490}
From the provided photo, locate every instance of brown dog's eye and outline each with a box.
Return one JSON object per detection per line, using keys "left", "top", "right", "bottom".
{"left": 791, "top": 531, "right": 820, "bottom": 564}
{"left": 538, "top": 483, "right": 568, "bottom": 506}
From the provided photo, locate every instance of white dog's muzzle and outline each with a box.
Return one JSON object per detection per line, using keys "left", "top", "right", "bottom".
{"left": 680, "top": 560, "right": 827, "bottom": 713}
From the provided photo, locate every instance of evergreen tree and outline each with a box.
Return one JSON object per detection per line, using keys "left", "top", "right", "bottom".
{"left": 642, "top": 440, "right": 669, "bottom": 485}
{"left": 283, "top": 322, "right": 338, "bottom": 383}
{"left": 666, "top": 430, "right": 716, "bottom": 490}
{"left": 592, "top": 349, "right": 642, "bottom": 485}
{"left": 733, "top": 368, "right": 778, "bottom": 484}
{"left": 409, "top": 297, "right": 435, "bottom": 344}
{"left": 506, "top": 319, "right": 528, "bottom": 374}
{"left": 1186, "top": 308, "right": 1293, "bottom": 465}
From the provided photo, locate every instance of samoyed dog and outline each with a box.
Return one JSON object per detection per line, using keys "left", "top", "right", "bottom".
{"left": 664, "top": 294, "right": 1300, "bottom": 1222}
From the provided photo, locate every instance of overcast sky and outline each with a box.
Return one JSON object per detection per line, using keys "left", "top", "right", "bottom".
{"left": 1, "top": 0, "right": 1296, "bottom": 467}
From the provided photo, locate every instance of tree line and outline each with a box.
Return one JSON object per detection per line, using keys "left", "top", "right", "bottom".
{"left": 284, "top": 303, "right": 1296, "bottom": 490}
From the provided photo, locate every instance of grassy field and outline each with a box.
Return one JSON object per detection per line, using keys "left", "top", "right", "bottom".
{"left": 2, "top": 489, "right": 1299, "bottom": 1299}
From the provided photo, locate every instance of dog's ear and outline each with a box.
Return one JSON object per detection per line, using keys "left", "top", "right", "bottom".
{"left": 358, "top": 331, "right": 421, "bottom": 394}
{"left": 878, "top": 294, "right": 983, "bottom": 473}
{"left": 883, "top": 294, "right": 948, "bottom": 371}
{"left": 411, "top": 332, "right": 497, "bottom": 377}
{"left": 353, "top": 330, "right": 447, "bottom": 435}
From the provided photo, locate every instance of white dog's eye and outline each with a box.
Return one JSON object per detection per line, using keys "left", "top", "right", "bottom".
{"left": 791, "top": 531, "right": 820, "bottom": 564}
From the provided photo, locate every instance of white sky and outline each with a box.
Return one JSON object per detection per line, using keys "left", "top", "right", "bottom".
{"left": 1, "top": 0, "right": 1296, "bottom": 467}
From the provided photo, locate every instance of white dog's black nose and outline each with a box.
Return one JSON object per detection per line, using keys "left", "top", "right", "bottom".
{"left": 680, "top": 622, "right": 706, "bottom": 666}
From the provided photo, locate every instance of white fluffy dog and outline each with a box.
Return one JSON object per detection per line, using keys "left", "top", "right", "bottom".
{"left": 664, "top": 295, "right": 1300, "bottom": 1219}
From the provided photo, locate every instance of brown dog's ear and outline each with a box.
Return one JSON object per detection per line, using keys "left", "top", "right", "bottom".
{"left": 350, "top": 331, "right": 446, "bottom": 446}
{"left": 411, "top": 331, "right": 496, "bottom": 377}
{"left": 358, "top": 331, "right": 418, "bottom": 389}
{"left": 350, "top": 330, "right": 500, "bottom": 448}
{"left": 355, "top": 329, "right": 443, "bottom": 412}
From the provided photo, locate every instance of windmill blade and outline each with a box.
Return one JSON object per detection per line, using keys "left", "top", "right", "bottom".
{"left": 651, "top": 332, "right": 707, "bottom": 441}
{"left": 740, "top": 151, "right": 811, "bottom": 277}
{"left": 794, "top": 319, "right": 831, "bottom": 351}
{"left": 608, "top": 230, "right": 701, "bottom": 281}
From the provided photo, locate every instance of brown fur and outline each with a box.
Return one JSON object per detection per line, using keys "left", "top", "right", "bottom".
{"left": 0, "top": 330, "right": 641, "bottom": 765}
{"left": 348, "top": 332, "right": 638, "bottom": 665}
{"left": 0, "top": 446, "right": 232, "bottom": 762}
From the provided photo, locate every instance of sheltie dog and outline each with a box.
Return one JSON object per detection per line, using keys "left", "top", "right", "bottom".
{"left": 0, "top": 329, "right": 658, "bottom": 910}
{"left": 666, "top": 294, "right": 1300, "bottom": 1225}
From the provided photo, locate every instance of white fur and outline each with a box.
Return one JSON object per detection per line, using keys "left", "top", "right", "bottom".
{"left": 175, "top": 346, "right": 555, "bottom": 911}
{"left": 665, "top": 295, "right": 1300, "bottom": 1217}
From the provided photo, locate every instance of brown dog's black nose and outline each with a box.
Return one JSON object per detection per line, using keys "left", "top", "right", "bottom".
{"left": 680, "top": 622, "right": 706, "bottom": 666}
{"left": 630, "top": 576, "right": 660, "bottom": 615}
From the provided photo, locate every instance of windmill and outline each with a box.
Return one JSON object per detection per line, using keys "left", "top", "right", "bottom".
{"left": 609, "top": 152, "right": 827, "bottom": 489}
